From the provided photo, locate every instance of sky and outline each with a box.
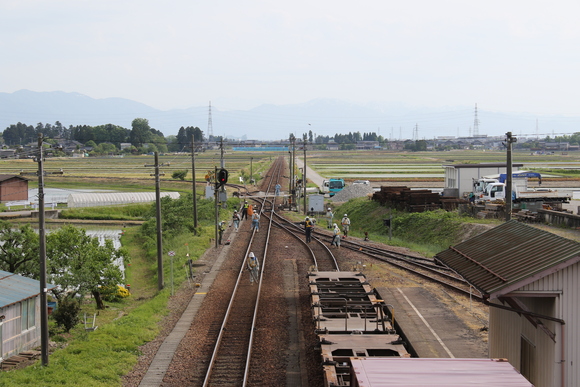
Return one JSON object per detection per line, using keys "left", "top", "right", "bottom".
{"left": 1, "top": 1, "right": 580, "bottom": 137}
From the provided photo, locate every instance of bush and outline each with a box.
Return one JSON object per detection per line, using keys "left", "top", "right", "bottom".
{"left": 52, "top": 297, "right": 82, "bottom": 333}
{"left": 172, "top": 170, "right": 188, "bottom": 180}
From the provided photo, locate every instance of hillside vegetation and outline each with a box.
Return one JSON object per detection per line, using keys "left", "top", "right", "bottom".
{"left": 333, "top": 197, "right": 498, "bottom": 256}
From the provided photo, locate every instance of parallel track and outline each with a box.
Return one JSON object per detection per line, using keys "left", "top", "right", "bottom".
{"left": 201, "top": 156, "right": 285, "bottom": 387}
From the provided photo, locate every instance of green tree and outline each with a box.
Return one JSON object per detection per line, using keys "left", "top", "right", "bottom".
{"left": 0, "top": 221, "right": 39, "bottom": 277}
{"left": 46, "top": 225, "right": 126, "bottom": 309}
{"left": 130, "top": 118, "right": 152, "bottom": 147}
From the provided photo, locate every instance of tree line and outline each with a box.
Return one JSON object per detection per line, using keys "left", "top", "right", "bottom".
{"left": 1, "top": 118, "right": 204, "bottom": 153}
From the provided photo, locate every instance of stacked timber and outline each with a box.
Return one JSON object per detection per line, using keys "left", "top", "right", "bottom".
{"left": 373, "top": 186, "right": 465, "bottom": 212}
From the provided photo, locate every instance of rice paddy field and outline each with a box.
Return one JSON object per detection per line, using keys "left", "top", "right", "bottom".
{"left": 306, "top": 149, "right": 580, "bottom": 183}
{"left": 2, "top": 148, "right": 580, "bottom": 191}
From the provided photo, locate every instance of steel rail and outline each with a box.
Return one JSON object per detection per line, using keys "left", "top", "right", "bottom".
{"left": 201, "top": 157, "right": 284, "bottom": 387}
{"left": 277, "top": 212, "right": 482, "bottom": 300}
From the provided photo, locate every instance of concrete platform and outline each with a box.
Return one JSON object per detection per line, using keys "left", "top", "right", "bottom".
{"left": 377, "top": 286, "right": 488, "bottom": 359}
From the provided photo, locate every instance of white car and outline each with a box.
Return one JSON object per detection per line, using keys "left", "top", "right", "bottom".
{"left": 352, "top": 180, "right": 370, "bottom": 185}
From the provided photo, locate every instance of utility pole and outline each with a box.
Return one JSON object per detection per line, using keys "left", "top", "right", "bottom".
{"left": 292, "top": 137, "right": 296, "bottom": 210}
{"left": 37, "top": 134, "right": 49, "bottom": 366}
{"left": 214, "top": 166, "right": 219, "bottom": 248}
{"left": 220, "top": 137, "right": 224, "bottom": 168}
{"left": 154, "top": 152, "right": 164, "bottom": 290}
{"left": 145, "top": 152, "right": 169, "bottom": 290}
{"left": 191, "top": 135, "right": 198, "bottom": 230}
{"left": 303, "top": 140, "right": 307, "bottom": 215}
{"left": 505, "top": 132, "right": 517, "bottom": 221}
{"left": 288, "top": 149, "right": 292, "bottom": 200}
{"left": 250, "top": 157, "right": 253, "bottom": 186}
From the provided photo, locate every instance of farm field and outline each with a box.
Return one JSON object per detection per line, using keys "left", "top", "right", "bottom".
{"left": 2, "top": 149, "right": 580, "bottom": 192}
{"left": 306, "top": 149, "right": 580, "bottom": 185}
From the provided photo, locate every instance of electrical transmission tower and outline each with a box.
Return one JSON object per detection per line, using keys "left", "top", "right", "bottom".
{"left": 207, "top": 101, "right": 213, "bottom": 139}
{"left": 413, "top": 124, "right": 419, "bottom": 141}
{"left": 473, "top": 103, "right": 480, "bottom": 137}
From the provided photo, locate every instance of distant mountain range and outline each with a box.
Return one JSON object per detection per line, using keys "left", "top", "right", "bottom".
{"left": 1, "top": 90, "right": 579, "bottom": 141}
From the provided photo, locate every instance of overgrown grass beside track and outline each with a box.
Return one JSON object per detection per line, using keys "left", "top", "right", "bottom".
{"left": 332, "top": 197, "right": 499, "bottom": 256}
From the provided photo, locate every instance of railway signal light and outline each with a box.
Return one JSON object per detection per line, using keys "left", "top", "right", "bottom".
{"left": 217, "top": 168, "right": 228, "bottom": 188}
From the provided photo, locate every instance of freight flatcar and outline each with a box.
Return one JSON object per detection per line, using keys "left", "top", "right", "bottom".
{"left": 308, "top": 271, "right": 410, "bottom": 387}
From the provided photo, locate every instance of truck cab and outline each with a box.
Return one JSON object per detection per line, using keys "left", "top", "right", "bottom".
{"left": 328, "top": 178, "right": 345, "bottom": 197}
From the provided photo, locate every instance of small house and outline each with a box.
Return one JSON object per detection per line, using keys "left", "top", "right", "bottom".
{"left": 0, "top": 175, "right": 29, "bottom": 202}
{"left": 0, "top": 270, "right": 55, "bottom": 361}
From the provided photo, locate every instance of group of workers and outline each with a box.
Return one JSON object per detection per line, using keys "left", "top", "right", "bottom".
{"left": 300, "top": 210, "right": 350, "bottom": 248}
{"left": 217, "top": 189, "right": 360, "bottom": 285}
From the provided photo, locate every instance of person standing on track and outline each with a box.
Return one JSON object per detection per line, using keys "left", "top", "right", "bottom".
{"left": 275, "top": 183, "right": 281, "bottom": 196}
{"left": 331, "top": 223, "right": 341, "bottom": 248}
{"left": 341, "top": 214, "right": 351, "bottom": 238}
{"left": 251, "top": 209, "right": 260, "bottom": 232}
{"left": 247, "top": 252, "right": 259, "bottom": 285}
{"left": 303, "top": 216, "right": 313, "bottom": 243}
{"left": 232, "top": 210, "right": 241, "bottom": 231}
{"left": 241, "top": 200, "right": 249, "bottom": 220}
{"left": 326, "top": 207, "right": 334, "bottom": 229}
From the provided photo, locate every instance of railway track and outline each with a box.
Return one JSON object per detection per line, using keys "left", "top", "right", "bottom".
{"left": 275, "top": 214, "right": 483, "bottom": 300}
{"left": 201, "top": 157, "right": 285, "bottom": 387}
{"left": 139, "top": 155, "right": 485, "bottom": 387}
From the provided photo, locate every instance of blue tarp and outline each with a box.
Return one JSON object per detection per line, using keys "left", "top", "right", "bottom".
{"left": 499, "top": 172, "right": 542, "bottom": 184}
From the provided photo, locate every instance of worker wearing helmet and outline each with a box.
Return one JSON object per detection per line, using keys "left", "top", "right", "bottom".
{"left": 326, "top": 207, "right": 334, "bottom": 229}
{"left": 247, "top": 252, "right": 260, "bottom": 284}
{"left": 331, "top": 223, "right": 341, "bottom": 248}
{"left": 241, "top": 200, "right": 249, "bottom": 220}
{"left": 303, "top": 216, "right": 314, "bottom": 243}
{"left": 341, "top": 214, "right": 351, "bottom": 238}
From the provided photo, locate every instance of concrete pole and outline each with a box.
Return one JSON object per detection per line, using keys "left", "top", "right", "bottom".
{"left": 38, "top": 134, "right": 49, "bottom": 366}
{"left": 191, "top": 135, "right": 198, "bottom": 230}
{"left": 505, "top": 132, "right": 517, "bottom": 221}
{"left": 303, "top": 140, "right": 307, "bottom": 215}
{"left": 155, "top": 152, "right": 164, "bottom": 290}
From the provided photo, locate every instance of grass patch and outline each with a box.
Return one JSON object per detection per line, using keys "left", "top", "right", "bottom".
{"left": 332, "top": 197, "right": 497, "bottom": 256}
{"left": 0, "top": 219, "right": 214, "bottom": 385}
{"left": 59, "top": 204, "right": 151, "bottom": 221}
{"left": 1, "top": 291, "right": 170, "bottom": 386}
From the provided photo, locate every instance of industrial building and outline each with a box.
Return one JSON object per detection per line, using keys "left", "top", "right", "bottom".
{"left": 442, "top": 163, "right": 523, "bottom": 198}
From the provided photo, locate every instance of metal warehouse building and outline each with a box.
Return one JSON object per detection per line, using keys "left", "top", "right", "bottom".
{"left": 436, "top": 220, "right": 580, "bottom": 387}
{"left": 442, "top": 163, "right": 523, "bottom": 198}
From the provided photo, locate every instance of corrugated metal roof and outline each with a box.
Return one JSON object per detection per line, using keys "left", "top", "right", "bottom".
{"left": 0, "top": 174, "right": 29, "bottom": 183}
{"left": 436, "top": 220, "right": 580, "bottom": 299}
{"left": 0, "top": 270, "right": 55, "bottom": 308}
{"left": 350, "top": 358, "right": 533, "bottom": 386}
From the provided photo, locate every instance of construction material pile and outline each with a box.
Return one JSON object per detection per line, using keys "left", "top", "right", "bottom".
{"left": 331, "top": 183, "right": 375, "bottom": 202}
{"left": 372, "top": 186, "right": 466, "bottom": 212}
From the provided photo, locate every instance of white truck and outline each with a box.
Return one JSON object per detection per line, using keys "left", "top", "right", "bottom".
{"left": 473, "top": 172, "right": 570, "bottom": 204}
